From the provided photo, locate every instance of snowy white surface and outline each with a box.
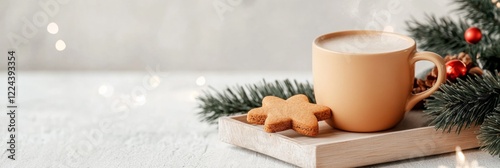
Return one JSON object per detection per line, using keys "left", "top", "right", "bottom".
{"left": 0, "top": 71, "right": 498, "bottom": 168}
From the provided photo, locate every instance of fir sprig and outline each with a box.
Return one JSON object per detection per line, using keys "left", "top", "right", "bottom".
{"left": 406, "top": 0, "right": 500, "bottom": 72}
{"left": 455, "top": 0, "right": 500, "bottom": 37}
{"left": 409, "top": 0, "right": 500, "bottom": 157}
{"left": 196, "top": 79, "right": 314, "bottom": 124}
{"left": 406, "top": 15, "right": 469, "bottom": 56}
{"left": 424, "top": 72, "right": 500, "bottom": 133}
{"left": 481, "top": 42, "right": 500, "bottom": 72}
{"left": 478, "top": 107, "right": 500, "bottom": 157}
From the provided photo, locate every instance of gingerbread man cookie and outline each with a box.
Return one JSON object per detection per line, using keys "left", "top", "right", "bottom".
{"left": 247, "top": 94, "right": 332, "bottom": 136}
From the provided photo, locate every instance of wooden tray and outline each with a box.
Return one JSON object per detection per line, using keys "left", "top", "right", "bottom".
{"left": 218, "top": 110, "right": 480, "bottom": 167}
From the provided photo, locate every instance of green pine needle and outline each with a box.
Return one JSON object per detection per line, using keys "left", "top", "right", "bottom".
{"left": 455, "top": 0, "right": 500, "bottom": 37}
{"left": 406, "top": 15, "right": 469, "bottom": 56}
{"left": 406, "top": 0, "right": 500, "bottom": 72}
{"left": 409, "top": 0, "right": 500, "bottom": 156}
{"left": 478, "top": 107, "right": 500, "bottom": 157}
{"left": 196, "top": 79, "right": 314, "bottom": 124}
{"left": 424, "top": 72, "right": 500, "bottom": 134}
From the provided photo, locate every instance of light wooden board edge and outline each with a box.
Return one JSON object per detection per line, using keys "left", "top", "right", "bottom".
{"left": 219, "top": 115, "right": 315, "bottom": 167}
{"left": 315, "top": 126, "right": 479, "bottom": 167}
{"left": 219, "top": 115, "right": 480, "bottom": 168}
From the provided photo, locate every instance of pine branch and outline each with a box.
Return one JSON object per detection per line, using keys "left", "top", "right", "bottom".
{"left": 455, "top": 0, "right": 500, "bottom": 37}
{"left": 424, "top": 72, "right": 500, "bottom": 133}
{"left": 478, "top": 106, "right": 500, "bottom": 157}
{"left": 480, "top": 42, "right": 500, "bottom": 72}
{"left": 454, "top": 0, "right": 500, "bottom": 72}
{"left": 406, "top": 0, "right": 500, "bottom": 75}
{"left": 406, "top": 15, "right": 469, "bottom": 56}
{"left": 196, "top": 79, "right": 314, "bottom": 124}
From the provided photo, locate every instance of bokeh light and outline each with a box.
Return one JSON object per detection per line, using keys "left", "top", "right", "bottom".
{"left": 196, "top": 76, "right": 206, "bottom": 86}
{"left": 98, "top": 84, "right": 114, "bottom": 97}
{"left": 55, "top": 40, "right": 66, "bottom": 51}
{"left": 149, "top": 75, "right": 161, "bottom": 88}
{"left": 47, "top": 22, "right": 59, "bottom": 34}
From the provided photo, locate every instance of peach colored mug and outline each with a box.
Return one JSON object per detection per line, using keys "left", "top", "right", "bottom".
{"left": 312, "top": 30, "right": 446, "bottom": 132}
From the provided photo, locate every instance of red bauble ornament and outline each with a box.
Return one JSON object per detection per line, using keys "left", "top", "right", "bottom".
{"left": 445, "top": 60, "right": 467, "bottom": 81}
{"left": 464, "top": 27, "right": 482, "bottom": 44}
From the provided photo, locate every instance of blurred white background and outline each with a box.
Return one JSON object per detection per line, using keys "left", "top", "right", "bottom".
{"left": 3, "top": 2, "right": 496, "bottom": 167}
{"left": 0, "top": 0, "right": 457, "bottom": 71}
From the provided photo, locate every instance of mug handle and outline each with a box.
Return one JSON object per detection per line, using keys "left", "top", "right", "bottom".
{"left": 405, "top": 51, "right": 446, "bottom": 112}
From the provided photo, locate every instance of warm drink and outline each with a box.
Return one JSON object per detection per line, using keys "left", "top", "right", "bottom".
{"left": 312, "top": 30, "right": 446, "bottom": 132}
{"left": 317, "top": 32, "right": 414, "bottom": 54}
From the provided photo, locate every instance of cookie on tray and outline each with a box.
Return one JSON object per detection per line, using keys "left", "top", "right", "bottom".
{"left": 247, "top": 94, "right": 332, "bottom": 136}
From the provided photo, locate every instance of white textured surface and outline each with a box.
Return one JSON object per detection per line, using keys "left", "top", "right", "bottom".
{"left": 0, "top": 71, "right": 498, "bottom": 167}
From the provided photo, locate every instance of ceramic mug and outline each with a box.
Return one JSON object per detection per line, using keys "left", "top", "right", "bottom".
{"left": 312, "top": 30, "right": 446, "bottom": 132}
